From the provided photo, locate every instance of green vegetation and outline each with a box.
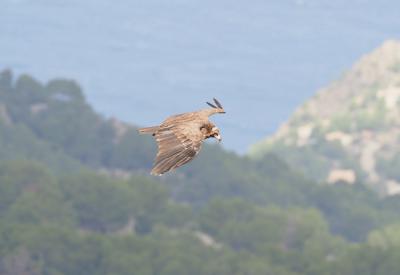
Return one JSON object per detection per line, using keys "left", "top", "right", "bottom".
{"left": 0, "top": 70, "right": 156, "bottom": 172}
{"left": 327, "top": 97, "right": 387, "bottom": 133}
{"left": 377, "top": 153, "right": 400, "bottom": 182}
{"left": 1, "top": 70, "right": 400, "bottom": 274}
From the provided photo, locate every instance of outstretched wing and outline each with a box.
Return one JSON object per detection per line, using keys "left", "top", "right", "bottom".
{"left": 151, "top": 118, "right": 204, "bottom": 175}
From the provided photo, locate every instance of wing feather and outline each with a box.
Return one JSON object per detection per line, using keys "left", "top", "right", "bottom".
{"left": 151, "top": 119, "right": 203, "bottom": 175}
{"left": 153, "top": 149, "right": 195, "bottom": 176}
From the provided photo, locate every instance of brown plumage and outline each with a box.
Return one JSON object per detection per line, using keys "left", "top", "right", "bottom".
{"left": 138, "top": 98, "right": 226, "bottom": 176}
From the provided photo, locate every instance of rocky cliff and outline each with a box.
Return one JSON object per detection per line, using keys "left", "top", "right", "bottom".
{"left": 250, "top": 40, "right": 400, "bottom": 195}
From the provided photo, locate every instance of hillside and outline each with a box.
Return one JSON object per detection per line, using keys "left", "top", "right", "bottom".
{"left": 250, "top": 40, "right": 400, "bottom": 195}
{"left": 3, "top": 70, "right": 400, "bottom": 274}
{"left": 0, "top": 69, "right": 156, "bottom": 174}
{"left": 3, "top": 69, "right": 400, "bottom": 238}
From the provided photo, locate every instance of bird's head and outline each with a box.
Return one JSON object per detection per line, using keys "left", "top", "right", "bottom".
{"left": 202, "top": 125, "right": 222, "bottom": 142}
{"left": 211, "top": 126, "right": 222, "bottom": 142}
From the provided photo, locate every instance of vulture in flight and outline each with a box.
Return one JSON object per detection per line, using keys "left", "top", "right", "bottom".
{"left": 138, "top": 98, "right": 226, "bottom": 175}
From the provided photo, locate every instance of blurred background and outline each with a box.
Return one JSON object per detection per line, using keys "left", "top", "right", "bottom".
{"left": 3, "top": 0, "right": 400, "bottom": 151}
{"left": 1, "top": 0, "right": 400, "bottom": 274}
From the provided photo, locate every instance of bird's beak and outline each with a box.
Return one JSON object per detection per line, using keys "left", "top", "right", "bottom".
{"left": 215, "top": 134, "right": 222, "bottom": 142}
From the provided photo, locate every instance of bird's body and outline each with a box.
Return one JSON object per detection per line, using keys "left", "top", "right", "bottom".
{"left": 139, "top": 99, "right": 225, "bottom": 175}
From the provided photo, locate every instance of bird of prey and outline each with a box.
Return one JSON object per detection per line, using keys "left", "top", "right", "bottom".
{"left": 138, "top": 98, "right": 226, "bottom": 176}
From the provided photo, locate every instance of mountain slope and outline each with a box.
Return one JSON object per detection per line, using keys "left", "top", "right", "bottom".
{"left": 4, "top": 69, "right": 400, "bottom": 244}
{"left": 250, "top": 40, "right": 400, "bottom": 195}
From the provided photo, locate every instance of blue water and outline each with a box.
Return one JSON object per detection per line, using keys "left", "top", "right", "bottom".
{"left": 1, "top": 0, "right": 399, "bottom": 152}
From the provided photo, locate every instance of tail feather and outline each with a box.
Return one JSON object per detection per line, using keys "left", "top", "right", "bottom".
{"left": 138, "top": 126, "right": 159, "bottom": 135}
